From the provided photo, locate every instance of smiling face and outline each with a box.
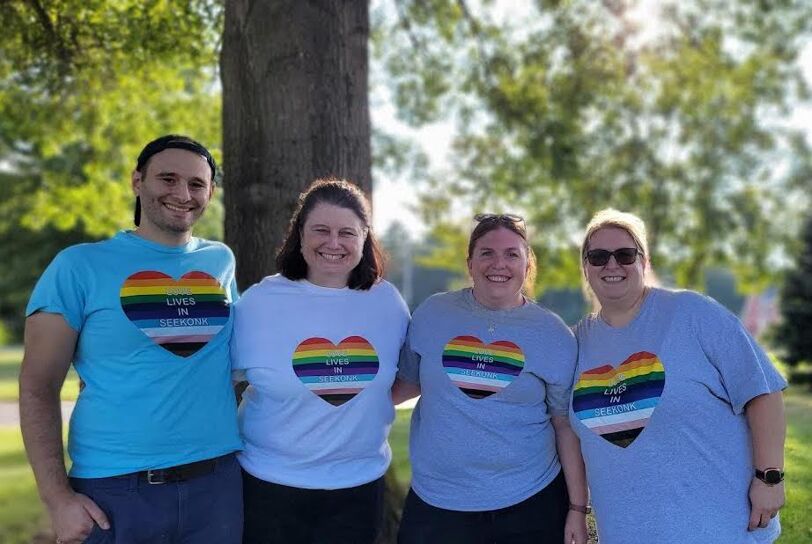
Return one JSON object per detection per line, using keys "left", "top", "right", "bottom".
{"left": 584, "top": 226, "right": 647, "bottom": 308}
{"left": 300, "top": 202, "right": 367, "bottom": 288}
{"left": 132, "top": 148, "right": 213, "bottom": 246}
{"left": 468, "top": 226, "right": 529, "bottom": 310}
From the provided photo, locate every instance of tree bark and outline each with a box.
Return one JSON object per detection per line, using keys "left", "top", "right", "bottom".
{"left": 221, "top": 0, "right": 371, "bottom": 291}
{"left": 221, "top": 3, "right": 402, "bottom": 543}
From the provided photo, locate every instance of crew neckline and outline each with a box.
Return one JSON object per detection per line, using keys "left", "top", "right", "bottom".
{"left": 596, "top": 287, "right": 659, "bottom": 331}
{"left": 117, "top": 230, "right": 200, "bottom": 254}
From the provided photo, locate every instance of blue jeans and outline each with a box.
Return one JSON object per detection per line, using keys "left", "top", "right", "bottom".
{"left": 69, "top": 453, "right": 243, "bottom": 544}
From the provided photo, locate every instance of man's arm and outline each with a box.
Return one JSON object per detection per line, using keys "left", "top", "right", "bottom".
{"left": 745, "top": 391, "right": 786, "bottom": 531}
{"left": 19, "top": 312, "right": 109, "bottom": 543}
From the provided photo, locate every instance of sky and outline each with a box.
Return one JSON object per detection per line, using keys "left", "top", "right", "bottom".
{"left": 370, "top": 2, "right": 812, "bottom": 239}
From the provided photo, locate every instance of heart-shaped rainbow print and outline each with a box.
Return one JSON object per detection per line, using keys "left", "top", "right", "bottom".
{"left": 572, "top": 351, "right": 665, "bottom": 448}
{"left": 292, "top": 336, "right": 379, "bottom": 406}
{"left": 442, "top": 336, "right": 524, "bottom": 399}
{"left": 120, "top": 271, "right": 230, "bottom": 357}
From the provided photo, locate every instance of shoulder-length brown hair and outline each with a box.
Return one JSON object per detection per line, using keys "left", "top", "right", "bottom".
{"left": 276, "top": 179, "right": 385, "bottom": 290}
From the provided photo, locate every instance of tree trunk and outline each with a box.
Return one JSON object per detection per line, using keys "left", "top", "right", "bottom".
{"left": 221, "top": 0, "right": 371, "bottom": 291}
{"left": 221, "top": 3, "right": 403, "bottom": 542}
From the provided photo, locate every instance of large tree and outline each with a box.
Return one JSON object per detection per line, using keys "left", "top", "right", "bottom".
{"left": 221, "top": 0, "right": 371, "bottom": 290}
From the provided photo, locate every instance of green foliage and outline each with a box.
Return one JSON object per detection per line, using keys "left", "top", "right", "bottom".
{"left": 0, "top": 0, "right": 225, "bottom": 340}
{"left": 376, "top": 0, "right": 812, "bottom": 291}
{"left": 776, "top": 215, "right": 812, "bottom": 367}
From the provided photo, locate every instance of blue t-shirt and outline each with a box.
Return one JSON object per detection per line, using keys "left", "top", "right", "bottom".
{"left": 26, "top": 231, "right": 242, "bottom": 478}
{"left": 570, "top": 288, "right": 787, "bottom": 544}
{"left": 398, "top": 289, "right": 577, "bottom": 511}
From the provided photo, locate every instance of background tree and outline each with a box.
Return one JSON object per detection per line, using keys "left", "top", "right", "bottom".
{"left": 0, "top": 0, "right": 224, "bottom": 339}
{"left": 776, "top": 214, "right": 812, "bottom": 368}
{"left": 377, "top": 0, "right": 812, "bottom": 292}
{"left": 221, "top": 0, "right": 371, "bottom": 290}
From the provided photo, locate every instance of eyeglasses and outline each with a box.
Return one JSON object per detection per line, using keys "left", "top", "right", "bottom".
{"left": 585, "top": 248, "right": 641, "bottom": 266}
{"left": 474, "top": 213, "right": 525, "bottom": 224}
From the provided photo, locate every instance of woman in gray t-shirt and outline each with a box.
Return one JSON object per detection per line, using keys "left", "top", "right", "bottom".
{"left": 571, "top": 208, "right": 786, "bottom": 544}
{"left": 395, "top": 214, "right": 589, "bottom": 544}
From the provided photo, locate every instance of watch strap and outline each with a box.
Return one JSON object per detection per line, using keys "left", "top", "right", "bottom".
{"left": 569, "top": 503, "right": 591, "bottom": 514}
{"left": 755, "top": 467, "right": 784, "bottom": 485}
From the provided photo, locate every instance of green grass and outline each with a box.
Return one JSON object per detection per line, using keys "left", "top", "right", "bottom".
{"left": 0, "top": 347, "right": 79, "bottom": 402}
{"left": 0, "top": 366, "right": 809, "bottom": 543}
{"left": 781, "top": 388, "right": 812, "bottom": 544}
{"left": 0, "top": 428, "right": 46, "bottom": 544}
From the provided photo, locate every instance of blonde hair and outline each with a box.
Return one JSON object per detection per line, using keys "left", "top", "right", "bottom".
{"left": 580, "top": 208, "right": 652, "bottom": 312}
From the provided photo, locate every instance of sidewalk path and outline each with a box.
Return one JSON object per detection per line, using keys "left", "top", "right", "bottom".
{"left": 0, "top": 401, "right": 75, "bottom": 427}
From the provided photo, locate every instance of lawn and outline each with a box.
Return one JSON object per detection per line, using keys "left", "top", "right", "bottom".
{"left": 0, "top": 427, "right": 46, "bottom": 544}
{"left": 0, "top": 342, "right": 810, "bottom": 543}
{"left": 0, "top": 347, "right": 78, "bottom": 402}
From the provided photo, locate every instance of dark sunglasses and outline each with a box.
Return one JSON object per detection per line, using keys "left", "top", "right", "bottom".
{"left": 585, "top": 248, "right": 642, "bottom": 266}
{"left": 474, "top": 213, "right": 525, "bottom": 224}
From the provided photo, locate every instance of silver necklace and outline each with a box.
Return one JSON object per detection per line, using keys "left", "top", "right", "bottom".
{"left": 470, "top": 290, "right": 524, "bottom": 337}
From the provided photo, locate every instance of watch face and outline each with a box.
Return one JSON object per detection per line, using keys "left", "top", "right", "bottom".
{"left": 764, "top": 469, "right": 783, "bottom": 485}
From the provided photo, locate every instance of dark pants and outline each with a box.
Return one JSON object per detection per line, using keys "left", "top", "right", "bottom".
{"left": 242, "top": 470, "right": 385, "bottom": 544}
{"left": 69, "top": 453, "right": 243, "bottom": 544}
{"left": 397, "top": 470, "right": 569, "bottom": 544}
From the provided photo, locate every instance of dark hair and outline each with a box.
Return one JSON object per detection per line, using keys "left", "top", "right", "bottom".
{"left": 133, "top": 134, "right": 217, "bottom": 226}
{"left": 276, "top": 179, "right": 385, "bottom": 290}
{"left": 467, "top": 214, "right": 537, "bottom": 296}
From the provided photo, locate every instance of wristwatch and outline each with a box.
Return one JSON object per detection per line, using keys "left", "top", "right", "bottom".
{"left": 569, "top": 503, "right": 591, "bottom": 514}
{"left": 755, "top": 467, "right": 784, "bottom": 486}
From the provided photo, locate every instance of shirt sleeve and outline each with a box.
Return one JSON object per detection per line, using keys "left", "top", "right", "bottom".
{"left": 691, "top": 293, "right": 787, "bottom": 414}
{"left": 543, "top": 323, "right": 578, "bottom": 416}
{"left": 397, "top": 322, "right": 421, "bottom": 384}
{"left": 25, "top": 249, "right": 86, "bottom": 331}
{"left": 229, "top": 291, "right": 251, "bottom": 371}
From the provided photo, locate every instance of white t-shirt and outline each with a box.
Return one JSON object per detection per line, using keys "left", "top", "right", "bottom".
{"left": 232, "top": 274, "right": 410, "bottom": 489}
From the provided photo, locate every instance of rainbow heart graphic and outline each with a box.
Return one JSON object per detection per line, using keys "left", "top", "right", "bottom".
{"left": 572, "top": 351, "right": 665, "bottom": 448}
{"left": 292, "top": 336, "right": 379, "bottom": 406}
{"left": 442, "top": 336, "right": 524, "bottom": 399}
{"left": 120, "top": 271, "right": 230, "bottom": 357}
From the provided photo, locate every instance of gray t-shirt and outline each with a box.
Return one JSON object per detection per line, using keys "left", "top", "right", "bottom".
{"left": 398, "top": 288, "right": 577, "bottom": 511}
{"left": 571, "top": 288, "right": 787, "bottom": 544}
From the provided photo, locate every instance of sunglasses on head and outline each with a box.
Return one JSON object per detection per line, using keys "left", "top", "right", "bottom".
{"left": 474, "top": 213, "right": 525, "bottom": 224}
{"left": 585, "top": 248, "right": 641, "bottom": 266}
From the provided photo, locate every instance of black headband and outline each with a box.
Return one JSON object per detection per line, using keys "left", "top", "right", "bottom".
{"left": 135, "top": 134, "right": 216, "bottom": 180}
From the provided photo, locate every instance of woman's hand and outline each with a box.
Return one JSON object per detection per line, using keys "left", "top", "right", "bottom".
{"left": 748, "top": 478, "right": 784, "bottom": 531}
{"left": 564, "top": 509, "right": 588, "bottom": 544}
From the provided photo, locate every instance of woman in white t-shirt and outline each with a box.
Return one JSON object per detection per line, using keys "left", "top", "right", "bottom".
{"left": 231, "top": 179, "right": 409, "bottom": 544}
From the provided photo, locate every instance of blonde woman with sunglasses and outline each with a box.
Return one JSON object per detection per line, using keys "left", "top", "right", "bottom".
{"left": 570, "top": 208, "right": 786, "bottom": 543}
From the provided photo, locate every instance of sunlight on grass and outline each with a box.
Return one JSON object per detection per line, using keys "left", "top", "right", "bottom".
{"left": 0, "top": 428, "right": 45, "bottom": 544}
{"left": 0, "top": 346, "right": 79, "bottom": 402}
{"left": 781, "top": 388, "right": 812, "bottom": 544}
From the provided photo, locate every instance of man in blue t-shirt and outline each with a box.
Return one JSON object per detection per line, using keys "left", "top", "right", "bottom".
{"left": 19, "top": 135, "right": 243, "bottom": 544}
